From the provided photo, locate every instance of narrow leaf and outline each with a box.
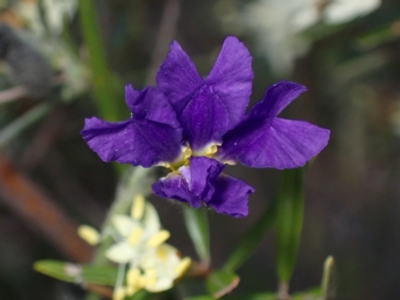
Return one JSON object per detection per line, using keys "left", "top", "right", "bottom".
{"left": 206, "top": 270, "right": 240, "bottom": 299}
{"left": 126, "top": 289, "right": 155, "bottom": 300}
{"left": 292, "top": 288, "right": 322, "bottom": 300}
{"left": 224, "top": 292, "right": 276, "bottom": 300}
{"left": 275, "top": 168, "right": 304, "bottom": 283}
{"left": 34, "top": 260, "right": 117, "bottom": 286}
{"left": 223, "top": 198, "right": 278, "bottom": 272}
{"left": 183, "top": 207, "right": 210, "bottom": 265}
{"left": 183, "top": 296, "right": 216, "bottom": 300}
{"left": 322, "top": 256, "right": 336, "bottom": 300}
{"left": 78, "top": 0, "right": 122, "bottom": 121}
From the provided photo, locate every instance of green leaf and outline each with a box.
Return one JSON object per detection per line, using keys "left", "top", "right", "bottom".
{"left": 34, "top": 260, "right": 117, "bottom": 286}
{"left": 78, "top": 0, "right": 122, "bottom": 121}
{"left": 292, "top": 287, "right": 322, "bottom": 300}
{"left": 183, "top": 296, "right": 216, "bottom": 300}
{"left": 224, "top": 292, "right": 277, "bottom": 300}
{"left": 183, "top": 207, "right": 210, "bottom": 265}
{"left": 206, "top": 270, "right": 239, "bottom": 299}
{"left": 275, "top": 168, "right": 305, "bottom": 283}
{"left": 125, "top": 289, "right": 155, "bottom": 300}
{"left": 356, "top": 23, "right": 397, "bottom": 50}
{"left": 223, "top": 198, "right": 278, "bottom": 272}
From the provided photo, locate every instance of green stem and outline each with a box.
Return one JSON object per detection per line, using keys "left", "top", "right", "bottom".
{"left": 78, "top": 0, "right": 121, "bottom": 121}
{"left": 183, "top": 207, "right": 210, "bottom": 266}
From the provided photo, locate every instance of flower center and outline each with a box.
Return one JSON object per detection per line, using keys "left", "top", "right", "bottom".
{"left": 157, "top": 142, "right": 221, "bottom": 171}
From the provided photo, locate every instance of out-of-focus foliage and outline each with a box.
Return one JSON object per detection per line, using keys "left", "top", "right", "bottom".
{"left": 0, "top": 0, "right": 89, "bottom": 101}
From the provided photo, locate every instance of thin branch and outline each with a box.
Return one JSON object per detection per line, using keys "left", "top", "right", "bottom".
{"left": 0, "top": 154, "right": 93, "bottom": 263}
{"left": 0, "top": 86, "right": 29, "bottom": 104}
{"left": 278, "top": 281, "right": 290, "bottom": 300}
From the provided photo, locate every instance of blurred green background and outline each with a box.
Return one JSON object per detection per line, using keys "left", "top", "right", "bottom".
{"left": 0, "top": 0, "right": 399, "bottom": 299}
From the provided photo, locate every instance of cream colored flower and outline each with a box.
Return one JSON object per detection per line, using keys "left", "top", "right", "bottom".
{"left": 78, "top": 195, "right": 191, "bottom": 299}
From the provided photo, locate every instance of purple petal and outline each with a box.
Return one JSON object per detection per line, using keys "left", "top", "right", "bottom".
{"left": 218, "top": 117, "right": 330, "bottom": 169}
{"left": 180, "top": 157, "right": 224, "bottom": 201}
{"left": 152, "top": 173, "right": 201, "bottom": 208}
{"left": 156, "top": 40, "right": 203, "bottom": 108}
{"left": 178, "top": 85, "right": 232, "bottom": 151}
{"left": 205, "top": 175, "right": 254, "bottom": 218}
{"left": 152, "top": 157, "right": 224, "bottom": 208}
{"left": 247, "top": 81, "right": 307, "bottom": 120}
{"left": 157, "top": 37, "right": 253, "bottom": 152}
{"left": 206, "top": 36, "right": 253, "bottom": 126}
{"left": 81, "top": 116, "right": 182, "bottom": 168}
{"left": 124, "top": 85, "right": 180, "bottom": 129}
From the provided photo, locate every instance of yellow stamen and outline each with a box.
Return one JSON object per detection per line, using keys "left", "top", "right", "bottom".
{"left": 156, "top": 161, "right": 172, "bottom": 169}
{"left": 128, "top": 227, "right": 143, "bottom": 246}
{"left": 193, "top": 142, "right": 222, "bottom": 157}
{"left": 174, "top": 257, "right": 192, "bottom": 277}
{"left": 113, "top": 287, "right": 126, "bottom": 300}
{"left": 183, "top": 145, "right": 192, "bottom": 162}
{"left": 77, "top": 225, "right": 100, "bottom": 246}
{"left": 156, "top": 246, "right": 168, "bottom": 260}
{"left": 127, "top": 267, "right": 142, "bottom": 292}
{"left": 147, "top": 230, "right": 170, "bottom": 248}
{"left": 204, "top": 144, "right": 219, "bottom": 157}
{"left": 131, "top": 194, "right": 146, "bottom": 220}
{"left": 144, "top": 268, "right": 157, "bottom": 288}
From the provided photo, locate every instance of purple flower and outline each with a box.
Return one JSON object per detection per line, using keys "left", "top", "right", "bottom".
{"left": 81, "top": 36, "right": 330, "bottom": 218}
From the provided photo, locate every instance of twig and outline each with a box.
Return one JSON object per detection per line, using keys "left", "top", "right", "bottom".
{"left": 145, "top": 0, "right": 181, "bottom": 85}
{"left": 0, "top": 86, "right": 29, "bottom": 104}
{"left": 0, "top": 154, "right": 93, "bottom": 263}
{"left": 278, "top": 281, "right": 290, "bottom": 300}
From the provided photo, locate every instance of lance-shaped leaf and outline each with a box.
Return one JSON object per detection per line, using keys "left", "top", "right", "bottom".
{"left": 275, "top": 168, "right": 305, "bottom": 283}
{"left": 292, "top": 287, "right": 322, "bottom": 299}
{"left": 34, "top": 260, "right": 117, "bottom": 286}
{"left": 224, "top": 293, "right": 277, "bottom": 300}
{"left": 183, "top": 207, "right": 210, "bottom": 265}
{"left": 206, "top": 270, "right": 240, "bottom": 299}
{"left": 183, "top": 297, "right": 216, "bottom": 300}
{"left": 125, "top": 289, "right": 155, "bottom": 300}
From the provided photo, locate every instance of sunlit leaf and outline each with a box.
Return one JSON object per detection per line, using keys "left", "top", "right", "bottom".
{"left": 34, "top": 260, "right": 117, "bottom": 286}
{"left": 206, "top": 270, "right": 239, "bottom": 299}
